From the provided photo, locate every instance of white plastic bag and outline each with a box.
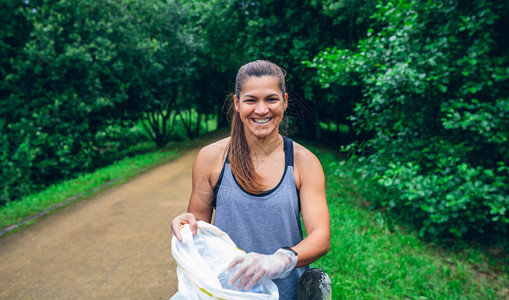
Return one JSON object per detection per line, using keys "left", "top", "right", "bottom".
{"left": 170, "top": 221, "right": 279, "bottom": 300}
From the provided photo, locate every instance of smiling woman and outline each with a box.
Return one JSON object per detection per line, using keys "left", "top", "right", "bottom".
{"left": 234, "top": 76, "right": 287, "bottom": 138}
{"left": 170, "top": 60, "right": 331, "bottom": 300}
{"left": 231, "top": 76, "right": 288, "bottom": 193}
{"left": 229, "top": 61, "right": 289, "bottom": 194}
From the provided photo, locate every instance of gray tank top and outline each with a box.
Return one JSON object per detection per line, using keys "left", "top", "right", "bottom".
{"left": 213, "top": 136, "right": 308, "bottom": 300}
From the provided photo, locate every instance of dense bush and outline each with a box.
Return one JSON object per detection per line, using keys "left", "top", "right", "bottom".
{"left": 5, "top": 0, "right": 506, "bottom": 241}
{"left": 0, "top": 0, "right": 199, "bottom": 205}
{"left": 308, "top": 0, "right": 509, "bottom": 238}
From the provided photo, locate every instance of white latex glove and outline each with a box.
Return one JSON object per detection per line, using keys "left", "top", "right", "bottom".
{"left": 226, "top": 248, "right": 298, "bottom": 290}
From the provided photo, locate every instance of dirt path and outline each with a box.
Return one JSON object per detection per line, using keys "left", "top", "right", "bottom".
{"left": 0, "top": 144, "right": 204, "bottom": 299}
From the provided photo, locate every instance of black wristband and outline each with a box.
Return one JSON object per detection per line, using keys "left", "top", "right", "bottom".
{"left": 282, "top": 246, "right": 298, "bottom": 256}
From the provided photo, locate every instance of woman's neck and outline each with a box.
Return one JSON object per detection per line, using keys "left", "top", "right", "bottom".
{"left": 245, "top": 131, "right": 283, "bottom": 158}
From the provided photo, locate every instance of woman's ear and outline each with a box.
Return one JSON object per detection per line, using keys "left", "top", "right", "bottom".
{"left": 284, "top": 93, "right": 289, "bottom": 110}
{"left": 234, "top": 95, "right": 239, "bottom": 112}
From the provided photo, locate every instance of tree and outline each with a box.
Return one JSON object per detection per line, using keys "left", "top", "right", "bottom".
{"left": 123, "top": 0, "right": 202, "bottom": 148}
{"left": 185, "top": 0, "right": 246, "bottom": 132}
{"left": 225, "top": 0, "right": 337, "bottom": 138}
{"left": 309, "top": 0, "right": 509, "bottom": 238}
{"left": 0, "top": 0, "right": 203, "bottom": 203}
{"left": 1, "top": 0, "right": 134, "bottom": 203}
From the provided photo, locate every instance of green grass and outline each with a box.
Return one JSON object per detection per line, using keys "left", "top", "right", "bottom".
{"left": 318, "top": 121, "right": 350, "bottom": 133}
{"left": 307, "top": 147, "right": 509, "bottom": 299}
{"left": 0, "top": 148, "right": 179, "bottom": 232}
{"left": 0, "top": 110, "right": 222, "bottom": 234}
{"left": 0, "top": 128, "right": 229, "bottom": 234}
{"left": 134, "top": 109, "right": 218, "bottom": 142}
{"left": 3, "top": 133, "right": 508, "bottom": 299}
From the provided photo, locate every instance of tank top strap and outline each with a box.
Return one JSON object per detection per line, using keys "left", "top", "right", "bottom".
{"left": 213, "top": 136, "right": 293, "bottom": 207}
{"left": 212, "top": 148, "right": 229, "bottom": 208}
{"left": 283, "top": 136, "right": 293, "bottom": 168}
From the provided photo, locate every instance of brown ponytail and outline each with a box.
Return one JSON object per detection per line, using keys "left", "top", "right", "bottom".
{"left": 228, "top": 60, "right": 286, "bottom": 194}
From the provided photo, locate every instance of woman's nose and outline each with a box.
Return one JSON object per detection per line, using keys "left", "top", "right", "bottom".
{"left": 254, "top": 101, "right": 269, "bottom": 114}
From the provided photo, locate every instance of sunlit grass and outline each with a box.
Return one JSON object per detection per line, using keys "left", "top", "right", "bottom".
{"left": 135, "top": 109, "right": 218, "bottom": 142}
{"left": 318, "top": 121, "right": 350, "bottom": 133}
{"left": 0, "top": 148, "right": 179, "bottom": 231}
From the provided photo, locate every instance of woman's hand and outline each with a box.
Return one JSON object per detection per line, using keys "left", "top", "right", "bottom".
{"left": 226, "top": 248, "right": 297, "bottom": 290}
{"left": 170, "top": 142, "right": 227, "bottom": 243}
{"left": 170, "top": 212, "right": 198, "bottom": 242}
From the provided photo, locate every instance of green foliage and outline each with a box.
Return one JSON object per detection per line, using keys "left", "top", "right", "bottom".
{"left": 309, "top": 0, "right": 509, "bottom": 238}
{"left": 0, "top": 129, "right": 229, "bottom": 232}
{"left": 310, "top": 148, "right": 509, "bottom": 299}
{"left": 1, "top": 0, "right": 371, "bottom": 206}
{"left": 126, "top": 0, "right": 203, "bottom": 148}
{"left": 311, "top": 0, "right": 376, "bottom": 48}
{"left": 233, "top": 0, "right": 354, "bottom": 138}
{"left": 0, "top": 0, "right": 201, "bottom": 205}
{"left": 5, "top": 0, "right": 506, "bottom": 244}
{"left": 185, "top": 0, "right": 244, "bottom": 129}
{"left": 1, "top": 0, "right": 128, "bottom": 204}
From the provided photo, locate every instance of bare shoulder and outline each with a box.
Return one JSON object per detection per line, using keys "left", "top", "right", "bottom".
{"left": 293, "top": 141, "right": 322, "bottom": 168}
{"left": 292, "top": 141, "right": 324, "bottom": 189}
{"left": 197, "top": 137, "right": 230, "bottom": 161}
{"left": 194, "top": 137, "right": 230, "bottom": 179}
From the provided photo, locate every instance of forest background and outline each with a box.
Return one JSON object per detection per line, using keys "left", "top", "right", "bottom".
{"left": 1, "top": 0, "right": 507, "bottom": 248}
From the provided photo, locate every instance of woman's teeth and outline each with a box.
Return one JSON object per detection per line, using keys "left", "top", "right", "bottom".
{"left": 253, "top": 118, "right": 271, "bottom": 124}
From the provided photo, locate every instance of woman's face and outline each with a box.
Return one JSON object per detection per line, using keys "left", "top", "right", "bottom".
{"left": 234, "top": 76, "right": 288, "bottom": 139}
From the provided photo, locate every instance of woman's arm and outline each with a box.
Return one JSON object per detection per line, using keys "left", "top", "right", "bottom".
{"left": 170, "top": 139, "right": 228, "bottom": 241}
{"left": 292, "top": 143, "right": 330, "bottom": 267}
{"left": 187, "top": 146, "right": 217, "bottom": 222}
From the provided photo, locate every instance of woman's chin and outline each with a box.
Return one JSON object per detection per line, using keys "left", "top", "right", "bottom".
{"left": 245, "top": 127, "right": 277, "bottom": 139}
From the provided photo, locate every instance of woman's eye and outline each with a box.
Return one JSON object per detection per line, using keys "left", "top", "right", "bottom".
{"left": 267, "top": 98, "right": 278, "bottom": 102}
